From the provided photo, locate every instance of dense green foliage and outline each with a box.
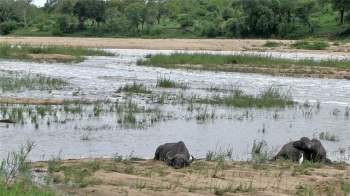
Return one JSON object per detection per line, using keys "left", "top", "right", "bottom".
{"left": 0, "top": 0, "right": 350, "bottom": 38}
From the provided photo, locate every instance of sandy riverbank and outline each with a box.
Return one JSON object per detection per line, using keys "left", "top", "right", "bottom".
{"left": 32, "top": 158, "right": 350, "bottom": 196}
{"left": 0, "top": 36, "right": 349, "bottom": 53}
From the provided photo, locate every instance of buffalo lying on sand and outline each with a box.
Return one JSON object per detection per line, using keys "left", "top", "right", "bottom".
{"left": 273, "top": 137, "right": 329, "bottom": 163}
{"left": 154, "top": 141, "right": 193, "bottom": 169}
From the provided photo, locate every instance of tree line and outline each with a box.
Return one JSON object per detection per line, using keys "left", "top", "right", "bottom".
{"left": 0, "top": 0, "right": 350, "bottom": 38}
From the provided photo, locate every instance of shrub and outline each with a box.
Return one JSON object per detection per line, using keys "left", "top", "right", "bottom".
{"left": 177, "top": 14, "right": 194, "bottom": 29}
{"left": 0, "top": 21, "right": 18, "bottom": 35}
{"left": 55, "top": 14, "right": 79, "bottom": 33}
{"left": 201, "top": 21, "right": 221, "bottom": 38}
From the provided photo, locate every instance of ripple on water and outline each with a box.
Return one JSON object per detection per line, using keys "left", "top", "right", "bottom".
{"left": 0, "top": 49, "right": 349, "bottom": 162}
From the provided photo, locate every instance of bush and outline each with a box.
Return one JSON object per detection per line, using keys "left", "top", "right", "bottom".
{"left": 222, "top": 18, "right": 245, "bottom": 37}
{"left": 0, "top": 21, "right": 18, "bottom": 35}
{"left": 177, "top": 14, "right": 194, "bottom": 29}
{"left": 103, "top": 8, "right": 128, "bottom": 33}
{"left": 277, "top": 22, "right": 294, "bottom": 38}
{"left": 38, "top": 21, "right": 55, "bottom": 32}
{"left": 148, "top": 26, "right": 163, "bottom": 36}
{"left": 55, "top": 14, "right": 79, "bottom": 34}
{"left": 201, "top": 21, "right": 221, "bottom": 38}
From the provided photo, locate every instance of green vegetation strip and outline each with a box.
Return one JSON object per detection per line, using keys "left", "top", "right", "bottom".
{"left": 0, "top": 44, "right": 113, "bottom": 63}
{"left": 2, "top": 0, "right": 350, "bottom": 40}
{"left": 292, "top": 40, "right": 329, "bottom": 50}
{"left": 138, "top": 53, "right": 350, "bottom": 70}
{"left": 0, "top": 72, "right": 68, "bottom": 92}
{"left": 197, "top": 88, "right": 293, "bottom": 108}
{"left": 0, "top": 181, "right": 54, "bottom": 196}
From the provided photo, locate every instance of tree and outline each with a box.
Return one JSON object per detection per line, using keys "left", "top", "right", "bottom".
{"left": 104, "top": 7, "right": 128, "bottom": 33}
{"left": 331, "top": 0, "right": 350, "bottom": 24}
{"left": 17, "top": 0, "right": 33, "bottom": 27}
{"left": 132, "top": 0, "right": 157, "bottom": 30}
{"left": 55, "top": 14, "right": 78, "bottom": 33}
{"left": 0, "top": 0, "right": 17, "bottom": 23}
{"left": 125, "top": 2, "right": 144, "bottom": 31}
{"left": 241, "top": 0, "right": 278, "bottom": 37}
{"left": 56, "top": 0, "right": 77, "bottom": 15}
{"left": 296, "top": 0, "right": 318, "bottom": 33}
{"left": 155, "top": 0, "right": 168, "bottom": 24}
{"left": 74, "top": 0, "right": 106, "bottom": 29}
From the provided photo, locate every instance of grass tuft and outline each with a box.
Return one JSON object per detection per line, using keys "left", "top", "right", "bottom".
{"left": 292, "top": 40, "right": 329, "bottom": 50}
{"left": 319, "top": 132, "right": 339, "bottom": 142}
{"left": 117, "top": 83, "right": 151, "bottom": 94}
{"left": 156, "top": 76, "right": 188, "bottom": 89}
{"left": 198, "top": 87, "right": 293, "bottom": 108}
{"left": 0, "top": 72, "right": 68, "bottom": 92}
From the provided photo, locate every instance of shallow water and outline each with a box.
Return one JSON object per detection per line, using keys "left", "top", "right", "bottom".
{"left": 0, "top": 49, "right": 350, "bottom": 162}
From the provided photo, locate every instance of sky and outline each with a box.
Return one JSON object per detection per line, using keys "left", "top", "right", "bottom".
{"left": 33, "top": 0, "right": 46, "bottom": 7}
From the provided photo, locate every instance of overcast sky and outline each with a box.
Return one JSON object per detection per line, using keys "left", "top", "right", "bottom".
{"left": 33, "top": 0, "right": 46, "bottom": 7}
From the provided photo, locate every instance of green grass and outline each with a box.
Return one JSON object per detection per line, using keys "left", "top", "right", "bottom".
{"left": 0, "top": 44, "right": 113, "bottom": 63}
{"left": 291, "top": 40, "right": 329, "bottom": 50}
{"left": 137, "top": 53, "right": 350, "bottom": 70}
{"left": 117, "top": 83, "right": 151, "bottom": 94}
{"left": 251, "top": 140, "right": 269, "bottom": 165}
{"left": 156, "top": 76, "right": 188, "bottom": 89}
{"left": 0, "top": 142, "right": 55, "bottom": 196}
{"left": 0, "top": 72, "right": 68, "bottom": 92}
{"left": 0, "top": 181, "right": 55, "bottom": 196}
{"left": 198, "top": 87, "right": 294, "bottom": 108}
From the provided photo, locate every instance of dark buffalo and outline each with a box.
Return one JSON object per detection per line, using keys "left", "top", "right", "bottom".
{"left": 154, "top": 141, "right": 193, "bottom": 169}
{"left": 274, "top": 137, "right": 329, "bottom": 163}
{"left": 273, "top": 137, "right": 311, "bottom": 162}
{"left": 294, "top": 138, "right": 328, "bottom": 163}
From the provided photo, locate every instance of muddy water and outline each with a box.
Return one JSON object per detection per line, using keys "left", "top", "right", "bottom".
{"left": 0, "top": 49, "right": 350, "bottom": 162}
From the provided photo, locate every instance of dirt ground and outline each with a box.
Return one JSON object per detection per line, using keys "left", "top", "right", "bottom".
{"left": 1, "top": 36, "right": 350, "bottom": 53}
{"left": 0, "top": 96, "right": 95, "bottom": 105}
{"left": 32, "top": 158, "right": 350, "bottom": 196}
